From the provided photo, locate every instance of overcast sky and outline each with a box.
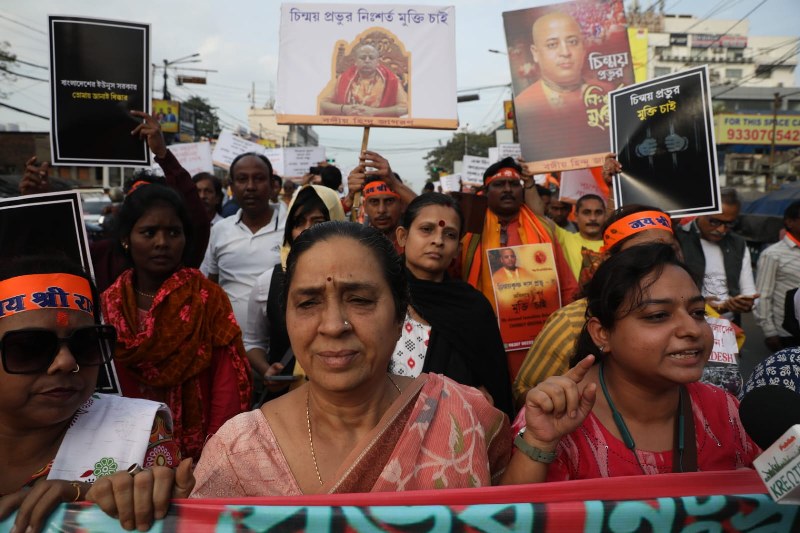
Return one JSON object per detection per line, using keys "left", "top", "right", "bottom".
{"left": 2, "top": 0, "right": 798, "bottom": 191}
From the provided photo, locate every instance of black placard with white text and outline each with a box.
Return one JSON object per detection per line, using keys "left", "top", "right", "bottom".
{"left": 49, "top": 16, "right": 150, "bottom": 167}
{"left": 609, "top": 66, "right": 720, "bottom": 217}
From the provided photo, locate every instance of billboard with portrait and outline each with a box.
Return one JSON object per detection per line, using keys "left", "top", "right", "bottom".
{"left": 276, "top": 3, "right": 457, "bottom": 129}
{"left": 503, "top": 0, "right": 634, "bottom": 173}
{"left": 152, "top": 99, "right": 180, "bottom": 133}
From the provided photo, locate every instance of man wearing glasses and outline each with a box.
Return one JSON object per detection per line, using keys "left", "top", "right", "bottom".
{"left": 675, "top": 189, "right": 757, "bottom": 323}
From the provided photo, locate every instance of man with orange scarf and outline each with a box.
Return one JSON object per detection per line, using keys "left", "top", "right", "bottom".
{"left": 461, "top": 157, "right": 577, "bottom": 379}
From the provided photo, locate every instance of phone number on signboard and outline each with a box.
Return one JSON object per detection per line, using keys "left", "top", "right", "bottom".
{"left": 726, "top": 128, "right": 800, "bottom": 142}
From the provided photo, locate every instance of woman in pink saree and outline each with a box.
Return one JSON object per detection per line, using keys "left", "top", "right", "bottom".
{"left": 191, "top": 222, "right": 510, "bottom": 496}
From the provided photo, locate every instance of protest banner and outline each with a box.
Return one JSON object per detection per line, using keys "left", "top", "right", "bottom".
{"left": 283, "top": 146, "right": 327, "bottom": 177}
{"left": 152, "top": 98, "right": 180, "bottom": 133}
{"left": 0, "top": 192, "right": 120, "bottom": 394}
{"left": 49, "top": 16, "right": 150, "bottom": 167}
{"left": 503, "top": 0, "right": 634, "bottom": 173}
{"left": 487, "top": 244, "right": 560, "bottom": 352}
{"left": 462, "top": 155, "right": 491, "bottom": 187}
{"left": 0, "top": 470, "right": 784, "bottom": 532}
{"left": 715, "top": 113, "right": 800, "bottom": 146}
{"left": 160, "top": 142, "right": 213, "bottom": 176}
{"left": 558, "top": 168, "right": 605, "bottom": 203}
{"left": 275, "top": 3, "right": 457, "bottom": 129}
{"left": 609, "top": 65, "right": 721, "bottom": 217}
{"left": 487, "top": 146, "right": 499, "bottom": 163}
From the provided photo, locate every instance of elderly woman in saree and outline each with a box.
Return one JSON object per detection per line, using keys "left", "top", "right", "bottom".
{"left": 191, "top": 221, "right": 510, "bottom": 495}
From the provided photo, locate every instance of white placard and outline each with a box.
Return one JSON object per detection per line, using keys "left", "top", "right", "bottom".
{"left": 264, "top": 148, "right": 285, "bottom": 176}
{"left": 276, "top": 3, "right": 457, "bottom": 130}
{"left": 167, "top": 142, "right": 214, "bottom": 176}
{"left": 498, "top": 143, "right": 521, "bottom": 160}
{"left": 283, "top": 146, "right": 327, "bottom": 178}
{"left": 706, "top": 316, "right": 739, "bottom": 365}
{"left": 488, "top": 147, "right": 499, "bottom": 163}
{"left": 462, "top": 155, "right": 491, "bottom": 186}
{"left": 211, "top": 130, "right": 268, "bottom": 169}
{"left": 439, "top": 173, "right": 462, "bottom": 193}
{"left": 558, "top": 169, "right": 604, "bottom": 203}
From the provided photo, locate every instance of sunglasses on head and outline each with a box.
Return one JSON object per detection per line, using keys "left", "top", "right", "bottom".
{"left": 1, "top": 325, "right": 116, "bottom": 375}
{"left": 707, "top": 217, "right": 736, "bottom": 229}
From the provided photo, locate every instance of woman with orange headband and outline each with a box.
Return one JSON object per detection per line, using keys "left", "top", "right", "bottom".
{"left": 0, "top": 256, "right": 192, "bottom": 533}
{"left": 512, "top": 204, "right": 680, "bottom": 406}
{"left": 503, "top": 244, "right": 758, "bottom": 484}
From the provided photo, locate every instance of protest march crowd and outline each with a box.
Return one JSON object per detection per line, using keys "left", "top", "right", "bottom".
{"left": 3, "top": 3, "right": 800, "bottom": 532}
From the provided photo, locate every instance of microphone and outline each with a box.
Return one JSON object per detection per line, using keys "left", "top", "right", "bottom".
{"left": 739, "top": 349, "right": 800, "bottom": 503}
{"left": 740, "top": 385, "right": 800, "bottom": 450}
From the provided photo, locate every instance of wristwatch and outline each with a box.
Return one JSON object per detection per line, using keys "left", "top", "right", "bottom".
{"left": 514, "top": 428, "right": 557, "bottom": 464}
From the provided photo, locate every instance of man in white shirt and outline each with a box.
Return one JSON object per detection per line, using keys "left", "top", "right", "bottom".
{"left": 675, "top": 189, "right": 757, "bottom": 323}
{"left": 201, "top": 152, "right": 286, "bottom": 329}
{"left": 756, "top": 200, "right": 800, "bottom": 351}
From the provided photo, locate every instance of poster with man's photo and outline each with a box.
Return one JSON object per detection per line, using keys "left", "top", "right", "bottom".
{"left": 0, "top": 192, "right": 121, "bottom": 394}
{"left": 276, "top": 4, "right": 457, "bottom": 129}
{"left": 486, "top": 244, "right": 561, "bottom": 352}
{"left": 609, "top": 65, "right": 721, "bottom": 217}
{"left": 503, "top": 0, "right": 634, "bottom": 173}
{"left": 49, "top": 16, "right": 150, "bottom": 166}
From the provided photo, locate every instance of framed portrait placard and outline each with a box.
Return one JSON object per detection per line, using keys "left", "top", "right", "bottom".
{"left": 276, "top": 4, "right": 457, "bottom": 129}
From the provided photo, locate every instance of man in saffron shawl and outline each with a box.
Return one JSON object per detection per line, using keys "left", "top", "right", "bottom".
{"left": 460, "top": 158, "right": 577, "bottom": 379}
{"left": 319, "top": 44, "right": 408, "bottom": 117}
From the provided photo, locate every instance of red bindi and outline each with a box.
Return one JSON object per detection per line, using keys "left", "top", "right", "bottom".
{"left": 56, "top": 311, "right": 69, "bottom": 327}
{"left": 438, "top": 220, "right": 446, "bottom": 227}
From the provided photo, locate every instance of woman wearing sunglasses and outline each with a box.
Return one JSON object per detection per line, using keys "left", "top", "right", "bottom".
{"left": 101, "top": 178, "right": 252, "bottom": 461}
{"left": 0, "top": 256, "right": 193, "bottom": 533}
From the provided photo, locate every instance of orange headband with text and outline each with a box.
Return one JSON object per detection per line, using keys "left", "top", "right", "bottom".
{"left": 484, "top": 167, "right": 521, "bottom": 186}
{"left": 601, "top": 210, "right": 673, "bottom": 252}
{"left": 0, "top": 274, "right": 94, "bottom": 319}
{"left": 362, "top": 181, "right": 400, "bottom": 199}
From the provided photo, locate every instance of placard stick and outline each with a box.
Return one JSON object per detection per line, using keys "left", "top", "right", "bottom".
{"left": 351, "top": 126, "right": 371, "bottom": 222}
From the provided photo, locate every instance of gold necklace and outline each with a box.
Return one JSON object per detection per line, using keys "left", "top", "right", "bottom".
{"left": 134, "top": 287, "right": 157, "bottom": 299}
{"left": 306, "top": 374, "right": 402, "bottom": 486}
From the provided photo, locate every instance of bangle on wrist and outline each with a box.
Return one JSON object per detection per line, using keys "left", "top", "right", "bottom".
{"left": 70, "top": 481, "right": 87, "bottom": 502}
{"left": 514, "top": 428, "right": 557, "bottom": 464}
{"left": 524, "top": 181, "right": 536, "bottom": 189}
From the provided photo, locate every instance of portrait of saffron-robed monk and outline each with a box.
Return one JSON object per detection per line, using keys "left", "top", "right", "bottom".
{"left": 318, "top": 31, "right": 410, "bottom": 118}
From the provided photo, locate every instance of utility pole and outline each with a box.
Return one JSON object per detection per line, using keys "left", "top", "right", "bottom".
{"left": 767, "top": 92, "right": 782, "bottom": 189}
{"left": 159, "top": 53, "right": 201, "bottom": 100}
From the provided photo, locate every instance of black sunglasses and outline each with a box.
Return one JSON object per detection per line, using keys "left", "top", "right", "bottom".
{"left": 1, "top": 325, "right": 116, "bottom": 375}
{"left": 707, "top": 217, "right": 736, "bottom": 229}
